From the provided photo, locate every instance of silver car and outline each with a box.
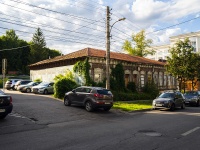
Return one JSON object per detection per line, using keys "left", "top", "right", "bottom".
{"left": 31, "top": 82, "right": 54, "bottom": 94}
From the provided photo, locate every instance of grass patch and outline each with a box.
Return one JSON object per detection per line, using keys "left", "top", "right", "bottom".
{"left": 113, "top": 100, "right": 153, "bottom": 111}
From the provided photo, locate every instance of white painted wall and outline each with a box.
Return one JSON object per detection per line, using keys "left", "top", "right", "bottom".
{"left": 30, "top": 65, "right": 74, "bottom": 82}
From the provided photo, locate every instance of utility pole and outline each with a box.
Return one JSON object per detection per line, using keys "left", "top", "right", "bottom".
{"left": 106, "top": 6, "right": 111, "bottom": 90}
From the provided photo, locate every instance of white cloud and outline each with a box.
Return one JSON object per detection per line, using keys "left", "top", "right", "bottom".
{"left": 1, "top": 0, "right": 200, "bottom": 54}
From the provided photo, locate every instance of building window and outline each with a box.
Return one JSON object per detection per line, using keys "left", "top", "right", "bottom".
{"left": 190, "top": 41, "right": 196, "bottom": 52}
{"left": 141, "top": 75, "right": 145, "bottom": 87}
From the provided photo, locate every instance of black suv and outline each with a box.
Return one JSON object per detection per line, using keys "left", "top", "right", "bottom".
{"left": 64, "top": 86, "right": 113, "bottom": 112}
{"left": 152, "top": 91, "right": 185, "bottom": 111}
{"left": 0, "top": 90, "right": 13, "bottom": 119}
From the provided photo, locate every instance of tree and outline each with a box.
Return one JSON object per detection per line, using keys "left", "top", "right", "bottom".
{"left": 122, "top": 30, "right": 155, "bottom": 57}
{"left": 166, "top": 38, "right": 198, "bottom": 92}
{"left": 0, "top": 30, "right": 31, "bottom": 74}
{"left": 110, "top": 63, "right": 125, "bottom": 91}
{"left": 30, "top": 28, "right": 48, "bottom": 63}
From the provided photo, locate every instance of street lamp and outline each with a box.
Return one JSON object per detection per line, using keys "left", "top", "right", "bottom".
{"left": 106, "top": 6, "right": 125, "bottom": 89}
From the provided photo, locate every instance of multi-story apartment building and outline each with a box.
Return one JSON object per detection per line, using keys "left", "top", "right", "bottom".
{"left": 146, "top": 31, "right": 200, "bottom": 60}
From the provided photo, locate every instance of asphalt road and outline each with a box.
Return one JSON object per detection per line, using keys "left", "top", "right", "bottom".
{"left": 1, "top": 90, "right": 200, "bottom": 150}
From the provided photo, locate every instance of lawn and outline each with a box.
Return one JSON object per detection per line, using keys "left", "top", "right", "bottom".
{"left": 113, "top": 100, "right": 153, "bottom": 111}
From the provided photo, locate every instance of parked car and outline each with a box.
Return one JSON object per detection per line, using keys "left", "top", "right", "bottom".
{"left": 14, "top": 80, "right": 32, "bottom": 90}
{"left": 183, "top": 91, "right": 200, "bottom": 107}
{"left": 152, "top": 91, "right": 185, "bottom": 111}
{"left": 5, "top": 79, "right": 22, "bottom": 90}
{"left": 31, "top": 82, "right": 54, "bottom": 94}
{"left": 64, "top": 86, "right": 113, "bottom": 112}
{"left": 19, "top": 81, "right": 41, "bottom": 93}
{"left": 0, "top": 90, "right": 13, "bottom": 119}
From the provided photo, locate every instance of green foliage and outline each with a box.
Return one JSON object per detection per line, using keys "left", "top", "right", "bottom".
{"left": 54, "top": 77, "right": 77, "bottom": 99}
{"left": 73, "top": 58, "right": 92, "bottom": 85}
{"left": 141, "top": 82, "right": 159, "bottom": 98}
{"left": 0, "top": 30, "right": 31, "bottom": 75}
{"left": 110, "top": 63, "right": 125, "bottom": 91}
{"left": 0, "top": 29, "right": 61, "bottom": 75}
{"left": 122, "top": 30, "right": 155, "bottom": 57}
{"left": 127, "top": 82, "right": 136, "bottom": 92}
{"left": 34, "top": 78, "right": 42, "bottom": 82}
{"left": 166, "top": 38, "right": 199, "bottom": 92}
{"left": 54, "top": 69, "right": 74, "bottom": 82}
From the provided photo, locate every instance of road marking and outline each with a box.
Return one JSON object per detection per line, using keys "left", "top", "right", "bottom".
{"left": 181, "top": 127, "right": 200, "bottom": 136}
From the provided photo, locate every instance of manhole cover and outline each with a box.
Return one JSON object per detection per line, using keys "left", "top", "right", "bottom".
{"left": 138, "top": 130, "right": 162, "bottom": 137}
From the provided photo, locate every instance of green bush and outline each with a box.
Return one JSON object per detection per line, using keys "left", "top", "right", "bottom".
{"left": 54, "top": 77, "right": 77, "bottom": 99}
{"left": 142, "top": 82, "right": 159, "bottom": 98}
{"left": 127, "top": 82, "right": 137, "bottom": 92}
{"left": 0, "top": 78, "right": 8, "bottom": 88}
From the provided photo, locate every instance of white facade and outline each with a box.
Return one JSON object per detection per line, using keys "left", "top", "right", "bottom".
{"left": 30, "top": 65, "right": 74, "bottom": 82}
{"left": 146, "top": 31, "right": 200, "bottom": 60}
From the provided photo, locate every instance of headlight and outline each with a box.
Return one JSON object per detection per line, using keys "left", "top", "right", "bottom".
{"left": 192, "top": 96, "right": 198, "bottom": 100}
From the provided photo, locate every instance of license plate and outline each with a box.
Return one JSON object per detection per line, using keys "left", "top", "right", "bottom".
{"left": 156, "top": 104, "right": 163, "bottom": 106}
{"left": 0, "top": 109, "right": 5, "bottom": 112}
{"left": 105, "top": 102, "right": 110, "bottom": 104}
{"left": 185, "top": 102, "right": 189, "bottom": 103}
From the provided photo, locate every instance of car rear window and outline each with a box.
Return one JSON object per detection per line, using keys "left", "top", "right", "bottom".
{"left": 97, "top": 90, "right": 112, "bottom": 95}
{"left": 184, "top": 92, "right": 198, "bottom": 96}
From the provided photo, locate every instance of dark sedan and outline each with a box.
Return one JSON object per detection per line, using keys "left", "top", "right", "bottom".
{"left": 184, "top": 91, "right": 200, "bottom": 107}
{"left": 152, "top": 91, "right": 185, "bottom": 111}
{"left": 0, "top": 90, "right": 13, "bottom": 119}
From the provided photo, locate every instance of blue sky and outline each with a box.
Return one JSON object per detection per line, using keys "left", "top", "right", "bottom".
{"left": 0, "top": 0, "right": 200, "bottom": 54}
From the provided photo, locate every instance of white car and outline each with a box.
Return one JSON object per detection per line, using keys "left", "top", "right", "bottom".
{"left": 31, "top": 82, "right": 54, "bottom": 94}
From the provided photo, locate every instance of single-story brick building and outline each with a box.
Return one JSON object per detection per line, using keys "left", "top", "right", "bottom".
{"left": 29, "top": 47, "right": 177, "bottom": 90}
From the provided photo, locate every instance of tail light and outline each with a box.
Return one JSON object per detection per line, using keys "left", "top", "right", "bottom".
{"left": 9, "top": 96, "right": 12, "bottom": 104}
{"left": 94, "top": 93, "right": 103, "bottom": 98}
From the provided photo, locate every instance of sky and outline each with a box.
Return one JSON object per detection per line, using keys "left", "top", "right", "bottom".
{"left": 0, "top": 0, "right": 200, "bottom": 54}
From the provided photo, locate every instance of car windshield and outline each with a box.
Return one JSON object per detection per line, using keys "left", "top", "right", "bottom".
{"left": 97, "top": 90, "right": 112, "bottom": 95}
{"left": 158, "top": 93, "right": 175, "bottom": 98}
{"left": 27, "top": 82, "right": 34, "bottom": 85}
{"left": 184, "top": 92, "right": 198, "bottom": 96}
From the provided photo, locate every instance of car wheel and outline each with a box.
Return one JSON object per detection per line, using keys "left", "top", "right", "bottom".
{"left": 0, "top": 114, "right": 8, "bottom": 119}
{"left": 170, "top": 103, "right": 175, "bottom": 111}
{"left": 196, "top": 100, "right": 200, "bottom": 107}
{"left": 181, "top": 103, "right": 185, "bottom": 109}
{"left": 85, "top": 101, "right": 94, "bottom": 112}
{"left": 104, "top": 107, "right": 111, "bottom": 111}
{"left": 26, "top": 88, "right": 31, "bottom": 93}
{"left": 44, "top": 89, "right": 48, "bottom": 94}
{"left": 64, "top": 97, "right": 71, "bottom": 106}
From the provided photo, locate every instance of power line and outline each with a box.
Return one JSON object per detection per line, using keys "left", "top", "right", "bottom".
{"left": 0, "top": 19, "right": 105, "bottom": 39}
{"left": 0, "top": 27, "right": 105, "bottom": 48}
{"left": 0, "top": 2, "right": 106, "bottom": 29}
{"left": 0, "top": 44, "right": 33, "bottom": 51}
{"left": 147, "top": 15, "right": 200, "bottom": 34}
{"left": 7, "top": 0, "right": 105, "bottom": 23}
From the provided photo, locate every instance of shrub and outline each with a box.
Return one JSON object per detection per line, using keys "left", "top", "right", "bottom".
{"left": 54, "top": 77, "right": 77, "bottom": 99}
{"left": 127, "top": 82, "right": 137, "bottom": 92}
{"left": 142, "top": 82, "right": 159, "bottom": 98}
{"left": 34, "top": 78, "right": 42, "bottom": 82}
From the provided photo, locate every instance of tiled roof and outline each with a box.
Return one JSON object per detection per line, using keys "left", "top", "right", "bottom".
{"left": 29, "top": 47, "right": 165, "bottom": 67}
